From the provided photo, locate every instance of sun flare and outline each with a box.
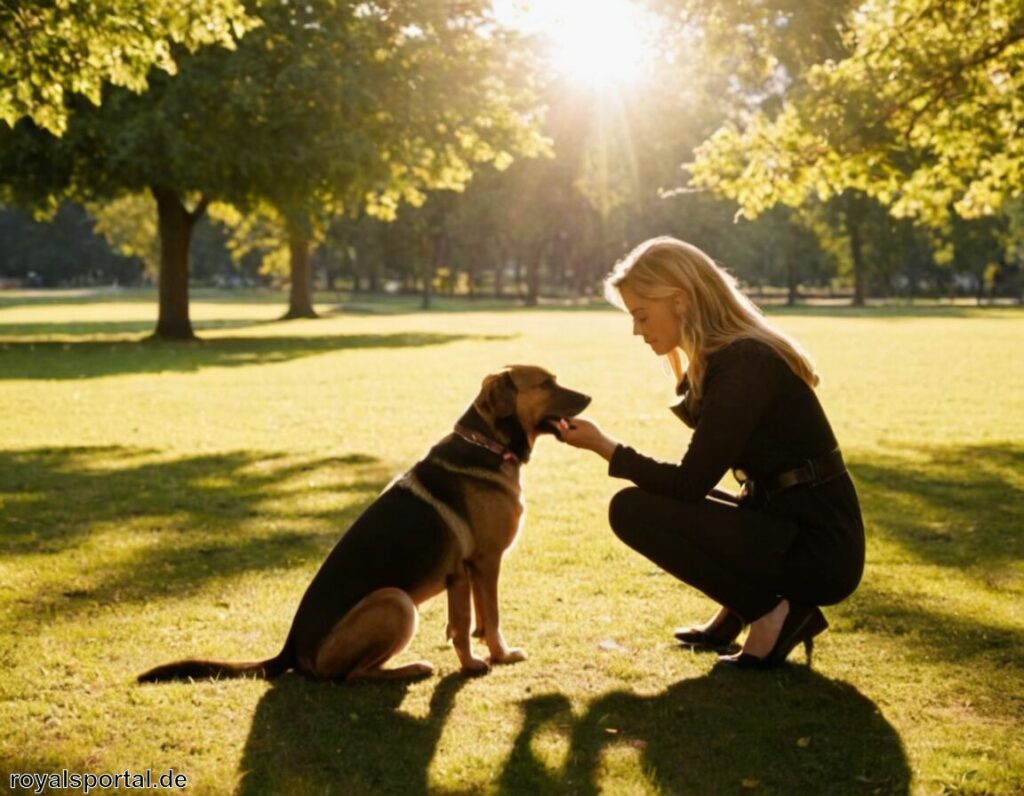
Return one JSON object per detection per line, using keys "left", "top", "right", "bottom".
{"left": 496, "top": 0, "right": 659, "bottom": 90}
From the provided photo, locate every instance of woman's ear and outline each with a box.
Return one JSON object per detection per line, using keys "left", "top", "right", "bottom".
{"left": 671, "top": 293, "right": 687, "bottom": 317}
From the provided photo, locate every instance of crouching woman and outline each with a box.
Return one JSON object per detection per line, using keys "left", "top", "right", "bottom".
{"left": 556, "top": 237, "right": 864, "bottom": 668}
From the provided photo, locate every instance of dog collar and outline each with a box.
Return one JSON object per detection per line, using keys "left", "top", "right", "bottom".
{"left": 453, "top": 424, "right": 519, "bottom": 464}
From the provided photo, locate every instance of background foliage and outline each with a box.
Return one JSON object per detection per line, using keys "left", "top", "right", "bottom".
{"left": 2, "top": 0, "right": 1023, "bottom": 319}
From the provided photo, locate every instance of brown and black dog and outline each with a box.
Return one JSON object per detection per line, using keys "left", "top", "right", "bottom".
{"left": 138, "top": 366, "right": 590, "bottom": 683}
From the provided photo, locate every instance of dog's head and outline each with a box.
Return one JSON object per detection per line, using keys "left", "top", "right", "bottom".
{"left": 473, "top": 365, "right": 591, "bottom": 462}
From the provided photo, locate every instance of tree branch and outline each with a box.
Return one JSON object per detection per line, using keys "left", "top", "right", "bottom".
{"left": 897, "top": 24, "right": 1024, "bottom": 145}
{"left": 188, "top": 195, "right": 210, "bottom": 224}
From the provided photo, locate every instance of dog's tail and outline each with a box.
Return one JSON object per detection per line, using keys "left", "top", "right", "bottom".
{"left": 137, "top": 640, "right": 293, "bottom": 684}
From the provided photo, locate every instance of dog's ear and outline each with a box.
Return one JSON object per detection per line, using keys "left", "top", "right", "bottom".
{"left": 476, "top": 371, "right": 517, "bottom": 419}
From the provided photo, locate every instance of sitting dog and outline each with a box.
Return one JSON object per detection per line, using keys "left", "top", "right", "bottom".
{"left": 138, "top": 366, "right": 590, "bottom": 682}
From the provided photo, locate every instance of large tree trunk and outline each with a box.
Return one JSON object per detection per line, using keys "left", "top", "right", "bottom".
{"left": 283, "top": 228, "right": 318, "bottom": 319}
{"left": 152, "top": 187, "right": 207, "bottom": 341}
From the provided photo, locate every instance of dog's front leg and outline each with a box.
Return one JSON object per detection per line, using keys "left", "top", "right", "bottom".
{"left": 469, "top": 555, "right": 526, "bottom": 665}
{"left": 470, "top": 574, "right": 487, "bottom": 639}
{"left": 446, "top": 566, "right": 490, "bottom": 675}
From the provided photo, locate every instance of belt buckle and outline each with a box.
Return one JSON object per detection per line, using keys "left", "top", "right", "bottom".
{"left": 732, "top": 467, "right": 749, "bottom": 484}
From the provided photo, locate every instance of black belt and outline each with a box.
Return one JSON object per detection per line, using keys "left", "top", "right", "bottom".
{"left": 733, "top": 448, "right": 846, "bottom": 503}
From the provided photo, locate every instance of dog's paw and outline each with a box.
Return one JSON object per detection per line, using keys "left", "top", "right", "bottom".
{"left": 460, "top": 657, "right": 491, "bottom": 676}
{"left": 490, "top": 648, "right": 527, "bottom": 665}
{"left": 405, "top": 661, "right": 436, "bottom": 679}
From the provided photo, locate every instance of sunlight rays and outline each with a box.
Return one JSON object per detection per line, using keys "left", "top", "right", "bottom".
{"left": 496, "top": 0, "right": 660, "bottom": 91}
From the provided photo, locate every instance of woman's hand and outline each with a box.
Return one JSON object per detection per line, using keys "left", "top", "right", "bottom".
{"left": 554, "top": 417, "right": 619, "bottom": 461}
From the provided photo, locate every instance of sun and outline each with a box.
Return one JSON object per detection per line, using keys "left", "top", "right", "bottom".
{"left": 547, "top": 0, "right": 656, "bottom": 88}
{"left": 496, "top": 0, "right": 659, "bottom": 90}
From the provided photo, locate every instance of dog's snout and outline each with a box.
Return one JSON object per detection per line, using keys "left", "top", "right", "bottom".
{"left": 553, "top": 387, "right": 591, "bottom": 417}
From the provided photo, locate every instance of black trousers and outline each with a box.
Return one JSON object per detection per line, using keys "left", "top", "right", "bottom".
{"left": 608, "top": 485, "right": 863, "bottom": 623}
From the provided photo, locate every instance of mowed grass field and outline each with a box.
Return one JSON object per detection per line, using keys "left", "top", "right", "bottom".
{"left": 0, "top": 290, "right": 1021, "bottom": 795}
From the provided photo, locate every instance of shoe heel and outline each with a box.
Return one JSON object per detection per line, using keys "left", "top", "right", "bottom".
{"left": 804, "top": 637, "right": 814, "bottom": 667}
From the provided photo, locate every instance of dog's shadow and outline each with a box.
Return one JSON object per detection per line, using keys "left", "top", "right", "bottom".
{"left": 237, "top": 667, "right": 910, "bottom": 794}
{"left": 498, "top": 666, "right": 911, "bottom": 795}
{"left": 237, "top": 672, "right": 466, "bottom": 796}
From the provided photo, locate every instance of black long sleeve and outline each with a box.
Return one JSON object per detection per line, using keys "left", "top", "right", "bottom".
{"left": 608, "top": 339, "right": 814, "bottom": 503}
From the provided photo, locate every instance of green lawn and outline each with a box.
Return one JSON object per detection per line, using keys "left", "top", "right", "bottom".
{"left": 1, "top": 290, "right": 1021, "bottom": 795}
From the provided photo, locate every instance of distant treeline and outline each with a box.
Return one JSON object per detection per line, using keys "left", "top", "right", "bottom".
{"left": 2, "top": 199, "right": 1020, "bottom": 305}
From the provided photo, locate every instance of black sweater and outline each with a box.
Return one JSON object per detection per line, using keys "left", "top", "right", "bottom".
{"left": 609, "top": 338, "right": 841, "bottom": 505}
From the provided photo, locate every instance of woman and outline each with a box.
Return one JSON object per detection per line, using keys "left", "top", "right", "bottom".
{"left": 556, "top": 236, "right": 864, "bottom": 668}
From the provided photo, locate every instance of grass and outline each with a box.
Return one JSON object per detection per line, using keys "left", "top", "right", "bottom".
{"left": 0, "top": 289, "right": 1021, "bottom": 795}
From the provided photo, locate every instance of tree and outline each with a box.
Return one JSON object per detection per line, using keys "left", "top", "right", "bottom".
{"left": 0, "top": 0, "right": 255, "bottom": 135}
{"left": 688, "top": 0, "right": 1024, "bottom": 232}
{"left": 210, "top": 0, "right": 547, "bottom": 319}
{"left": 370, "top": 5, "right": 843, "bottom": 304}
{"left": 0, "top": 0, "right": 547, "bottom": 338}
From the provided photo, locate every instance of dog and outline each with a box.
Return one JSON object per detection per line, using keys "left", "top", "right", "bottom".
{"left": 138, "top": 366, "right": 590, "bottom": 683}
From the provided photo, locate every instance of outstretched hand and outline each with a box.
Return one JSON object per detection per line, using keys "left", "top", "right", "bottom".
{"left": 553, "top": 417, "right": 619, "bottom": 461}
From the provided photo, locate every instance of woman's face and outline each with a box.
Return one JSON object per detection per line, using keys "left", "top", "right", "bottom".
{"left": 619, "top": 284, "right": 685, "bottom": 356}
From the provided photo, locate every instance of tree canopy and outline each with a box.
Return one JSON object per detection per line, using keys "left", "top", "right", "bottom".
{"left": 0, "top": 0, "right": 255, "bottom": 135}
{"left": 3, "top": 0, "right": 1022, "bottom": 308}
{"left": 687, "top": 0, "right": 1024, "bottom": 228}
{"left": 0, "top": 0, "right": 550, "bottom": 336}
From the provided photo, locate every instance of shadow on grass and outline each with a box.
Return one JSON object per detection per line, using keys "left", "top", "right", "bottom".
{"left": 0, "top": 332, "right": 497, "bottom": 379}
{"left": 233, "top": 668, "right": 908, "bottom": 795}
{"left": 238, "top": 673, "right": 468, "bottom": 796}
{"left": 248, "top": 668, "right": 908, "bottom": 795}
{"left": 0, "top": 318, "right": 266, "bottom": 338}
{"left": 500, "top": 669, "right": 909, "bottom": 795}
{"left": 1, "top": 446, "right": 394, "bottom": 618}
{"left": 850, "top": 443, "right": 1023, "bottom": 570}
{"left": 847, "top": 585, "right": 1022, "bottom": 674}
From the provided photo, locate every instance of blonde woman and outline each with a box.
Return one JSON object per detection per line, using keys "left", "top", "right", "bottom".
{"left": 555, "top": 237, "right": 863, "bottom": 668}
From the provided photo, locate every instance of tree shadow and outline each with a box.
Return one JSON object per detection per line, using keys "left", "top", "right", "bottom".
{"left": 499, "top": 669, "right": 910, "bottom": 795}
{"left": 1, "top": 446, "right": 394, "bottom": 620}
{"left": 238, "top": 673, "right": 468, "bottom": 796}
{"left": 0, "top": 332, "right": 499, "bottom": 379}
{"left": 0, "top": 317, "right": 268, "bottom": 338}
{"left": 847, "top": 585, "right": 1022, "bottom": 676}
{"left": 849, "top": 443, "right": 1023, "bottom": 570}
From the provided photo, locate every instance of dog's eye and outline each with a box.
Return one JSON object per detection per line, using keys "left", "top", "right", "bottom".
{"left": 541, "top": 378, "right": 555, "bottom": 389}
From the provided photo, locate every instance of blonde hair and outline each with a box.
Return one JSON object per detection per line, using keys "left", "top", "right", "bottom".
{"left": 604, "top": 236, "right": 819, "bottom": 398}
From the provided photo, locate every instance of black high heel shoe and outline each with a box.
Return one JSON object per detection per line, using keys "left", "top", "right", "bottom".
{"left": 718, "top": 602, "right": 827, "bottom": 669}
{"left": 674, "top": 609, "right": 744, "bottom": 653}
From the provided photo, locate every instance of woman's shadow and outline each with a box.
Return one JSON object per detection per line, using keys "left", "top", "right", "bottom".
{"left": 237, "top": 672, "right": 466, "bottom": 795}
{"left": 499, "top": 666, "right": 910, "bottom": 795}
